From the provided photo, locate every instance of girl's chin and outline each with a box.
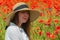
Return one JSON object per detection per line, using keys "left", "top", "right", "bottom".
{"left": 22, "top": 21, "right": 27, "bottom": 23}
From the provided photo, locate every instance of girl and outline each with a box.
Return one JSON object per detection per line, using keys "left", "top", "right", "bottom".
{"left": 5, "top": 2, "right": 40, "bottom": 40}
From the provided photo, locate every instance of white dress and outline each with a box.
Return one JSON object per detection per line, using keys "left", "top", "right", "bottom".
{"left": 5, "top": 22, "right": 29, "bottom": 40}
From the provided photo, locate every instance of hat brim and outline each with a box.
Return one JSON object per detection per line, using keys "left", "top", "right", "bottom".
{"left": 5, "top": 8, "right": 40, "bottom": 26}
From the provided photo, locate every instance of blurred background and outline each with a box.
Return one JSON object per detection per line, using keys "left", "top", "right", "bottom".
{"left": 0, "top": 0, "right": 60, "bottom": 40}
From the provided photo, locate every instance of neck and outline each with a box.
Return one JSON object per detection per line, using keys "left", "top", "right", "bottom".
{"left": 16, "top": 22, "right": 22, "bottom": 28}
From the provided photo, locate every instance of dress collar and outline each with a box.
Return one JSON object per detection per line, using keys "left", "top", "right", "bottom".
{"left": 10, "top": 22, "right": 17, "bottom": 26}
{"left": 10, "top": 22, "right": 24, "bottom": 32}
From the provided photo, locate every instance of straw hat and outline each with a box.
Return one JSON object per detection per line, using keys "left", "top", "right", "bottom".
{"left": 5, "top": 2, "right": 40, "bottom": 26}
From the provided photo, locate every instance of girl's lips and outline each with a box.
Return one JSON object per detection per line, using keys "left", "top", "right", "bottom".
{"left": 23, "top": 17, "right": 27, "bottom": 20}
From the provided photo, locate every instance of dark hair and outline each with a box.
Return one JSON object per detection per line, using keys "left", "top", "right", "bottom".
{"left": 5, "top": 11, "right": 30, "bottom": 38}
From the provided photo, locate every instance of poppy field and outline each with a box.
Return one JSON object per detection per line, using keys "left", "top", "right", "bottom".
{"left": 0, "top": 0, "right": 60, "bottom": 40}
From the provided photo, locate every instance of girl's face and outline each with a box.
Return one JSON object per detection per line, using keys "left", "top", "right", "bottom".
{"left": 18, "top": 10, "right": 29, "bottom": 23}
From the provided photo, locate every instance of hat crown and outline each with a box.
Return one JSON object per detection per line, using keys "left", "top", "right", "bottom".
{"left": 13, "top": 2, "right": 27, "bottom": 11}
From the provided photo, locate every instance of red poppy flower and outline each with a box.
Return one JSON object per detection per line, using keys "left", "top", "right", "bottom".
{"left": 30, "top": 1, "right": 40, "bottom": 9}
{"left": 1, "top": 0, "right": 15, "bottom": 13}
{"left": 47, "top": 18, "right": 52, "bottom": 23}
{"left": 46, "top": 0, "right": 52, "bottom": 8}
{"left": 0, "top": 0, "right": 5, "bottom": 6}
{"left": 1, "top": 7, "right": 8, "bottom": 14}
{"left": 54, "top": 19, "right": 59, "bottom": 24}
{"left": 1, "top": 4, "right": 12, "bottom": 14}
{"left": 40, "top": 0, "right": 52, "bottom": 8}
{"left": 38, "top": 31, "right": 42, "bottom": 36}
{"left": 0, "top": 0, "right": 3, "bottom": 3}
{"left": 38, "top": 19, "right": 44, "bottom": 23}
{"left": 40, "top": 13, "right": 45, "bottom": 16}
{"left": 5, "top": 0, "right": 15, "bottom": 9}
{"left": 46, "top": 32, "right": 51, "bottom": 38}
{"left": 53, "top": 0, "right": 60, "bottom": 11}
{"left": 45, "top": 18, "right": 52, "bottom": 26}
{"left": 54, "top": 30, "right": 58, "bottom": 34}
{"left": 55, "top": 11, "right": 60, "bottom": 16}
{"left": 55, "top": 13, "right": 59, "bottom": 16}
{"left": 50, "top": 34, "right": 56, "bottom": 39}
{"left": 56, "top": 26, "right": 60, "bottom": 30}
{"left": 54, "top": 5, "right": 60, "bottom": 11}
